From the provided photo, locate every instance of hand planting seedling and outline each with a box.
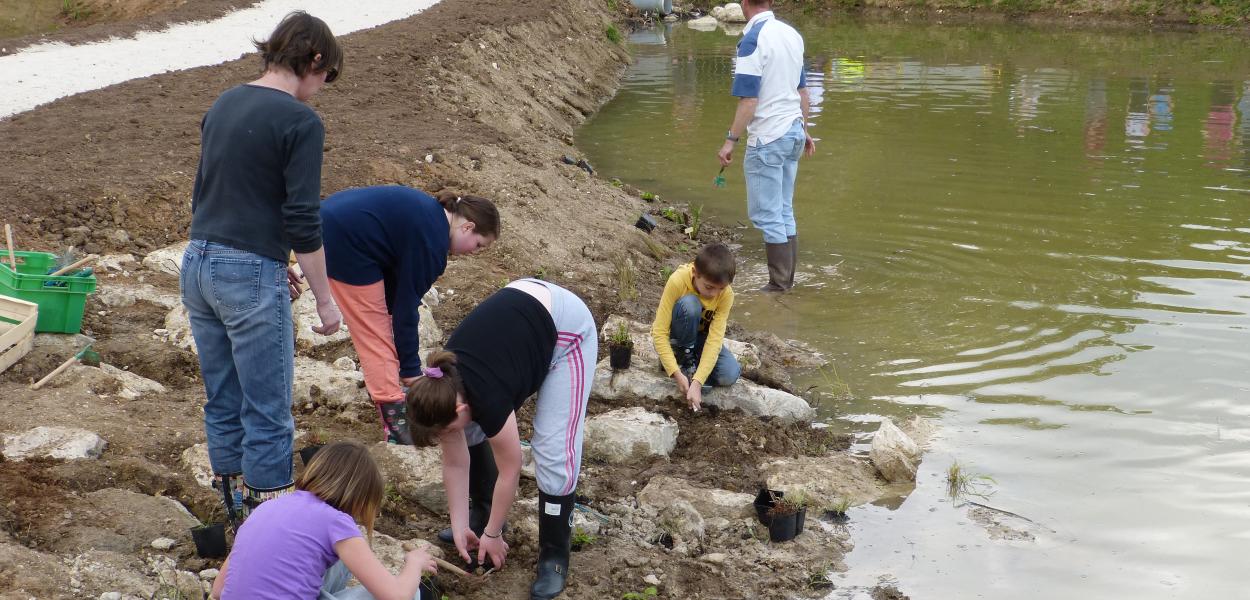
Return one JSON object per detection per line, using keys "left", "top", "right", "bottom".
{"left": 713, "top": 166, "right": 727, "bottom": 188}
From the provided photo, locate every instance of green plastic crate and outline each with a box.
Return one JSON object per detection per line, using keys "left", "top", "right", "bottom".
{"left": 0, "top": 249, "right": 97, "bottom": 334}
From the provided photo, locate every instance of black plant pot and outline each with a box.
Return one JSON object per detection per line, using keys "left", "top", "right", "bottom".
{"left": 298, "top": 444, "right": 324, "bottom": 467}
{"left": 753, "top": 488, "right": 783, "bottom": 525}
{"left": 824, "top": 510, "right": 849, "bottom": 524}
{"left": 609, "top": 345, "right": 633, "bottom": 370}
{"left": 419, "top": 576, "right": 442, "bottom": 600}
{"left": 768, "top": 509, "right": 800, "bottom": 543}
{"left": 191, "top": 523, "right": 228, "bottom": 558}
{"left": 635, "top": 213, "right": 658, "bottom": 233}
{"left": 796, "top": 505, "right": 807, "bottom": 533}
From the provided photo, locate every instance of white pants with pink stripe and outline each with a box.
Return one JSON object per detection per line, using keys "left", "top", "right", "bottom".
{"left": 463, "top": 279, "right": 596, "bottom": 496}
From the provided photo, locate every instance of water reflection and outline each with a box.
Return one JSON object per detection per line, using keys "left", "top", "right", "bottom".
{"left": 585, "top": 20, "right": 1250, "bottom": 599}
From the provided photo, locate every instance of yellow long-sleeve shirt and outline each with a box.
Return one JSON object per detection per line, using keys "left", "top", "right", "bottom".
{"left": 650, "top": 262, "right": 735, "bottom": 384}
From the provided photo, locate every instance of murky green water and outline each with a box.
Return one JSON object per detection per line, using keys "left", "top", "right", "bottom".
{"left": 579, "top": 17, "right": 1250, "bottom": 599}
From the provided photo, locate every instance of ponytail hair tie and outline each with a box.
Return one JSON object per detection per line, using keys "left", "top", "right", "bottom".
{"left": 423, "top": 366, "right": 444, "bottom": 379}
{"left": 455, "top": 196, "right": 462, "bottom": 205}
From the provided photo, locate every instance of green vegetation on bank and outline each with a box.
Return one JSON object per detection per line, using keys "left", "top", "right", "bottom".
{"left": 683, "top": 0, "right": 1250, "bottom": 26}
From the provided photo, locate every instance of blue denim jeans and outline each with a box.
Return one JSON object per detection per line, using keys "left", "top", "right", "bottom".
{"left": 180, "top": 240, "right": 294, "bottom": 491}
{"left": 744, "top": 118, "right": 806, "bottom": 244}
{"left": 669, "top": 294, "right": 741, "bottom": 386}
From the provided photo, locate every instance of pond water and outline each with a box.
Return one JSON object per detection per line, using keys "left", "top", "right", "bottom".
{"left": 0, "top": 0, "right": 440, "bottom": 118}
{"left": 578, "top": 17, "right": 1250, "bottom": 599}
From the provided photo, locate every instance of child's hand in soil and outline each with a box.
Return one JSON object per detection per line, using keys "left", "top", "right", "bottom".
{"left": 672, "top": 371, "right": 690, "bottom": 395}
{"left": 404, "top": 547, "right": 438, "bottom": 575}
{"left": 686, "top": 380, "right": 703, "bottom": 412}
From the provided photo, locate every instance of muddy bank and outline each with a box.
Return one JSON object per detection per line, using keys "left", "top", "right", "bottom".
{"left": 0, "top": 0, "right": 926, "bottom": 597}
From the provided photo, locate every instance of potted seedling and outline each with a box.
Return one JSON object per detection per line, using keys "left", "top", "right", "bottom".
{"left": 788, "top": 490, "right": 811, "bottom": 533}
{"left": 753, "top": 487, "right": 784, "bottom": 525}
{"left": 190, "top": 519, "right": 228, "bottom": 558}
{"left": 418, "top": 575, "right": 444, "bottom": 600}
{"left": 571, "top": 526, "right": 597, "bottom": 552}
{"left": 608, "top": 322, "right": 633, "bottom": 370}
{"left": 298, "top": 428, "right": 328, "bottom": 467}
{"left": 823, "top": 497, "right": 852, "bottom": 524}
{"left": 767, "top": 495, "right": 804, "bottom": 543}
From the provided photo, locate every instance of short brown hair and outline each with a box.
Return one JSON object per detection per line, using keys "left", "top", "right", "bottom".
{"left": 693, "top": 243, "right": 736, "bottom": 284}
{"left": 297, "top": 441, "right": 383, "bottom": 541}
{"left": 255, "top": 11, "right": 344, "bottom": 83}
{"left": 744, "top": 0, "right": 774, "bottom": 7}
{"left": 436, "top": 192, "right": 501, "bottom": 240}
{"left": 405, "top": 350, "right": 465, "bottom": 446}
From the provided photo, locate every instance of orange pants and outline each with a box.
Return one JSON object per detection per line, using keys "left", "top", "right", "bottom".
{"left": 328, "top": 279, "right": 405, "bottom": 404}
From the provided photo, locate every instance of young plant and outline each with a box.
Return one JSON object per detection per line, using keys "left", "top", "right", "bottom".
{"left": 612, "top": 254, "right": 638, "bottom": 302}
{"left": 384, "top": 483, "right": 403, "bottom": 506}
{"left": 659, "top": 265, "right": 674, "bottom": 284}
{"left": 767, "top": 493, "right": 801, "bottom": 518}
{"left": 608, "top": 322, "right": 633, "bottom": 349}
{"left": 638, "top": 233, "right": 669, "bottom": 260}
{"left": 305, "top": 428, "right": 329, "bottom": 446}
{"left": 622, "top": 587, "right": 658, "bottom": 600}
{"left": 605, "top": 24, "right": 622, "bottom": 43}
{"left": 659, "top": 206, "right": 684, "bottom": 224}
{"left": 824, "top": 497, "right": 852, "bottom": 522}
{"left": 640, "top": 191, "right": 659, "bottom": 202}
{"left": 947, "top": 461, "right": 996, "bottom": 500}
{"left": 686, "top": 204, "right": 704, "bottom": 240}
{"left": 571, "top": 526, "right": 598, "bottom": 549}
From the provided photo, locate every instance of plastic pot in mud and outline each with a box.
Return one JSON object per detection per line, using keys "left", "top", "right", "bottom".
{"left": 754, "top": 488, "right": 784, "bottom": 525}
{"left": 823, "top": 509, "right": 849, "bottom": 524}
{"left": 609, "top": 344, "right": 633, "bottom": 370}
{"left": 635, "top": 213, "right": 657, "bottom": 233}
{"left": 298, "top": 445, "right": 324, "bottom": 467}
{"left": 767, "top": 507, "right": 804, "bottom": 543}
{"left": 191, "top": 523, "right": 227, "bottom": 558}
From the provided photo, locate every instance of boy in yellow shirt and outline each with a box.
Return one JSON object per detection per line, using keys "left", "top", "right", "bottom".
{"left": 650, "top": 243, "right": 742, "bottom": 411}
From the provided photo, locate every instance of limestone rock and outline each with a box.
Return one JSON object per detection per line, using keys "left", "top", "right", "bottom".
{"left": 100, "top": 363, "right": 167, "bottom": 399}
{"left": 293, "top": 356, "right": 367, "bottom": 409}
{"left": 162, "top": 306, "right": 195, "bottom": 354}
{"left": 657, "top": 499, "right": 704, "bottom": 554}
{"left": 180, "top": 443, "right": 213, "bottom": 489}
{"left": 688, "top": 15, "right": 719, "bottom": 30}
{"left": 583, "top": 407, "right": 678, "bottom": 463}
{"left": 720, "top": 3, "right": 746, "bottom": 22}
{"left": 637, "top": 476, "right": 752, "bottom": 521}
{"left": 900, "top": 415, "right": 937, "bottom": 449}
{"left": 760, "top": 454, "right": 888, "bottom": 507}
{"left": 96, "top": 283, "right": 179, "bottom": 310}
{"left": 417, "top": 303, "right": 442, "bottom": 355}
{"left": 150, "top": 538, "right": 176, "bottom": 551}
{"left": 51, "top": 489, "right": 198, "bottom": 555}
{"left": 1, "top": 426, "right": 106, "bottom": 461}
{"left": 869, "top": 418, "right": 921, "bottom": 483}
{"left": 198, "top": 568, "right": 219, "bottom": 581}
{"left": 521, "top": 442, "right": 536, "bottom": 480}
{"left": 156, "top": 568, "right": 201, "bottom": 600}
{"left": 371, "top": 532, "right": 443, "bottom": 574}
{"left": 369, "top": 442, "right": 446, "bottom": 514}
{"left": 142, "top": 242, "right": 188, "bottom": 277}
{"left": 292, "top": 290, "right": 352, "bottom": 352}
{"left": 333, "top": 356, "right": 357, "bottom": 372}
{"left": 591, "top": 359, "right": 813, "bottom": 422}
{"left": 710, "top": 5, "right": 725, "bottom": 19}
{"left": 97, "top": 254, "right": 136, "bottom": 272}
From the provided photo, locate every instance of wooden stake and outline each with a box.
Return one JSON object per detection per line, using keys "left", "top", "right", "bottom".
{"left": 4, "top": 224, "right": 15, "bottom": 271}
{"left": 400, "top": 541, "right": 474, "bottom": 577}
{"left": 31, "top": 354, "right": 80, "bottom": 390}
{"left": 49, "top": 254, "right": 96, "bottom": 277}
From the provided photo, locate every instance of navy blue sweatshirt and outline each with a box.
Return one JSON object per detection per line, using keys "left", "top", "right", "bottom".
{"left": 321, "top": 186, "right": 450, "bottom": 377}
{"left": 191, "top": 84, "right": 324, "bottom": 262}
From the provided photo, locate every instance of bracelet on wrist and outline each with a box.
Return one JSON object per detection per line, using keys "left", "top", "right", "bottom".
{"left": 726, "top": 130, "right": 740, "bottom": 143}
{"left": 483, "top": 528, "right": 503, "bottom": 539}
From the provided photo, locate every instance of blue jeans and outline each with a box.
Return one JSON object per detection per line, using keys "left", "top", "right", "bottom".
{"left": 669, "top": 294, "right": 741, "bottom": 386}
{"left": 744, "top": 118, "right": 806, "bottom": 244}
{"left": 319, "top": 561, "right": 424, "bottom": 599}
{"left": 180, "top": 240, "right": 294, "bottom": 491}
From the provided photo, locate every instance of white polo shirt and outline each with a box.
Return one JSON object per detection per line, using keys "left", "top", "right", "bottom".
{"left": 730, "top": 11, "right": 806, "bottom": 147}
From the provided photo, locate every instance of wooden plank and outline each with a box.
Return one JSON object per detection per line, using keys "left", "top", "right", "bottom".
{"left": 0, "top": 330, "right": 32, "bottom": 374}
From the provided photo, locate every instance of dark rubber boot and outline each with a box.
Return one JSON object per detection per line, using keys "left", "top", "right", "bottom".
{"left": 377, "top": 400, "right": 414, "bottom": 446}
{"left": 213, "top": 473, "right": 247, "bottom": 525}
{"left": 438, "top": 441, "right": 501, "bottom": 544}
{"left": 787, "top": 235, "right": 798, "bottom": 289}
{"left": 761, "top": 242, "right": 792, "bottom": 292}
{"left": 530, "top": 491, "right": 576, "bottom": 600}
{"left": 243, "top": 481, "right": 295, "bottom": 513}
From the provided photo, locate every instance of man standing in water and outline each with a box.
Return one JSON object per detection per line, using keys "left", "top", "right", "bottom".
{"left": 717, "top": 0, "right": 815, "bottom": 292}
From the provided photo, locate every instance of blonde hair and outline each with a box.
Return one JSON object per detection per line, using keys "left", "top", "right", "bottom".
{"left": 297, "top": 441, "right": 384, "bottom": 542}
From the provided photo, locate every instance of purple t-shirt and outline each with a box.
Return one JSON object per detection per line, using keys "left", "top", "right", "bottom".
{"left": 221, "top": 490, "right": 362, "bottom": 600}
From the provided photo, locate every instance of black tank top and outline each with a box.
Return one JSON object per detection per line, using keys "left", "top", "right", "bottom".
{"left": 446, "top": 288, "right": 558, "bottom": 437}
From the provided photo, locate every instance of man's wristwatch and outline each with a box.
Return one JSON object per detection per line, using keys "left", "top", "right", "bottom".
{"left": 726, "top": 131, "right": 740, "bottom": 142}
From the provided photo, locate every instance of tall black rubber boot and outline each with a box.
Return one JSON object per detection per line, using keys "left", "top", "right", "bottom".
{"left": 787, "top": 235, "right": 798, "bottom": 289}
{"left": 377, "top": 400, "right": 414, "bottom": 446}
{"left": 438, "top": 441, "right": 500, "bottom": 544}
{"left": 530, "top": 491, "right": 576, "bottom": 600}
{"left": 761, "top": 242, "right": 793, "bottom": 292}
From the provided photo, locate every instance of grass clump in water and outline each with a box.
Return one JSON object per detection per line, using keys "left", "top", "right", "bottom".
{"left": 947, "top": 460, "right": 996, "bottom": 500}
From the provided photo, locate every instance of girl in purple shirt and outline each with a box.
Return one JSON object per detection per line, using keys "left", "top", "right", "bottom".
{"left": 211, "top": 442, "right": 436, "bottom": 600}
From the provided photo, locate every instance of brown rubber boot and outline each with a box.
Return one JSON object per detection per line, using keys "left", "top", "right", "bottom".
{"left": 761, "top": 242, "right": 792, "bottom": 292}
